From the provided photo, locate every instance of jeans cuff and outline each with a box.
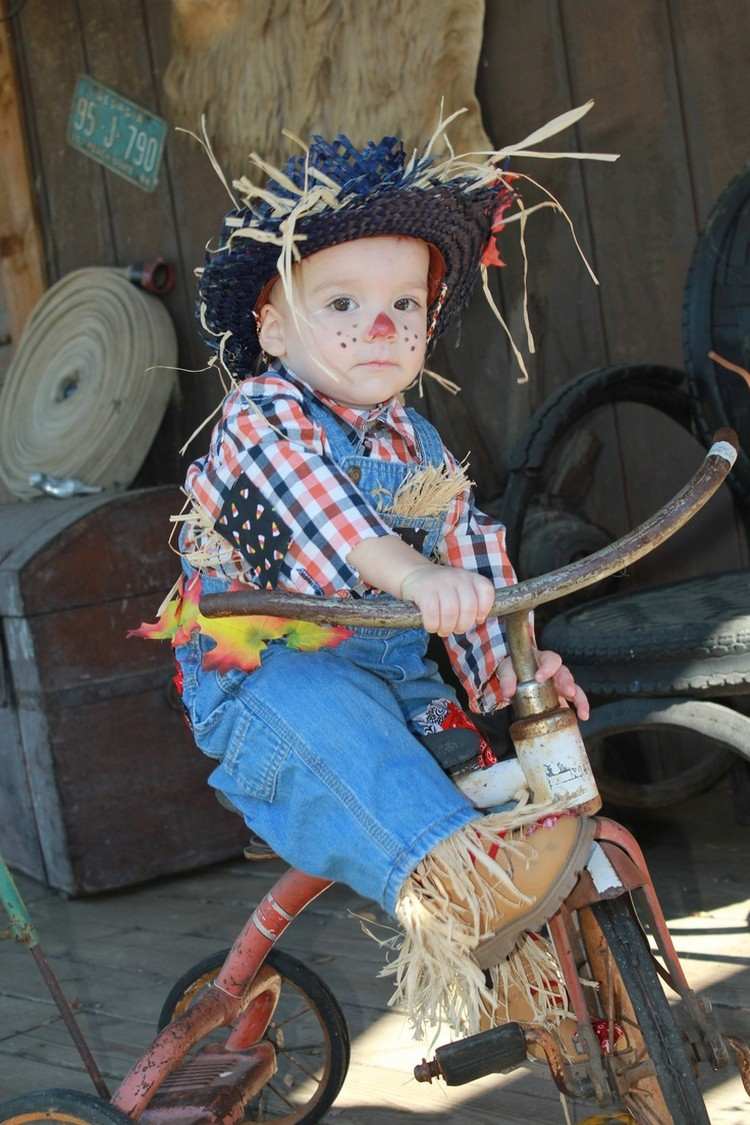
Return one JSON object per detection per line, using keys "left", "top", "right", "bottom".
{"left": 381, "top": 803, "right": 481, "bottom": 916}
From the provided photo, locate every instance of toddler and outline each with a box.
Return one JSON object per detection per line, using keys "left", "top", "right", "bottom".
{"left": 136, "top": 106, "right": 614, "bottom": 1040}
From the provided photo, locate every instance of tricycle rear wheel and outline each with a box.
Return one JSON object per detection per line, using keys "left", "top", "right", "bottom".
{"left": 0, "top": 1089, "right": 130, "bottom": 1125}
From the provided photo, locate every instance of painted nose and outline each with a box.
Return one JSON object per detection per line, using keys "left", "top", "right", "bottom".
{"left": 366, "top": 312, "right": 397, "bottom": 340}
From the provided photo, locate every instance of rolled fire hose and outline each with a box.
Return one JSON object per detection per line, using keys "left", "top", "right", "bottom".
{"left": 0, "top": 267, "right": 177, "bottom": 500}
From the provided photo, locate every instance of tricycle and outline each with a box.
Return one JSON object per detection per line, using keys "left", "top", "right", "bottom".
{"left": 2, "top": 431, "right": 749, "bottom": 1124}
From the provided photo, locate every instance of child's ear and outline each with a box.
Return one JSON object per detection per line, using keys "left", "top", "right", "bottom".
{"left": 257, "top": 303, "right": 286, "bottom": 357}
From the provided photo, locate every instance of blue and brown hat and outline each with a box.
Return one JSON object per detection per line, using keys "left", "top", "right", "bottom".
{"left": 194, "top": 102, "right": 616, "bottom": 379}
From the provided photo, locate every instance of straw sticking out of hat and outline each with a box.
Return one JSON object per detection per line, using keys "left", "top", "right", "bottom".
{"left": 187, "top": 101, "right": 618, "bottom": 384}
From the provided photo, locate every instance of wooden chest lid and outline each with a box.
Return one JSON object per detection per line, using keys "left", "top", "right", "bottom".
{"left": 0, "top": 486, "right": 180, "bottom": 617}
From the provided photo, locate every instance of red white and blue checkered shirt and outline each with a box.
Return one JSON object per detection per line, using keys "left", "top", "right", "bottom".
{"left": 184, "top": 368, "right": 518, "bottom": 713}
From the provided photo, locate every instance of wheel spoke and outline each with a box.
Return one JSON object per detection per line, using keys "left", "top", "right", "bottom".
{"left": 276, "top": 1042, "right": 325, "bottom": 1054}
{"left": 265, "top": 1081, "right": 297, "bottom": 1111}
{"left": 271, "top": 1003, "right": 309, "bottom": 1029}
{"left": 282, "top": 1049, "right": 324, "bottom": 1082}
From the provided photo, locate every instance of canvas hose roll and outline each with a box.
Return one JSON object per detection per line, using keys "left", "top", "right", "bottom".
{"left": 0, "top": 267, "right": 177, "bottom": 500}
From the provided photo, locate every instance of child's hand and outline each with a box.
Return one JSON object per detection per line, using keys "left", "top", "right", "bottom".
{"left": 497, "top": 649, "right": 590, "bottom": 720}
{"left": 401, "top": 565, "right": 494, "bottom": 637}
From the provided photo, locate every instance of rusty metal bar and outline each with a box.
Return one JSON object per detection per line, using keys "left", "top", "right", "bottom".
{"left": 31, "top": 946, "right": 111, "bottom": 1100}
{"left": 2, "top": 853, "right": 110, "bottom": 1098}
{"left": 200, "top": 433, "right": 738, "bottom": 626}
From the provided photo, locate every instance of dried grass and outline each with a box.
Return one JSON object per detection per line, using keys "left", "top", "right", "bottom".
{"left": 388, "top": 460, "right": 471, "bottom": 518}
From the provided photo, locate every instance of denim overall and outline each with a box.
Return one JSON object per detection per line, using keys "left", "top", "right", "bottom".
{"left": 175, "top": 396, "right": 479, "bottom": 914}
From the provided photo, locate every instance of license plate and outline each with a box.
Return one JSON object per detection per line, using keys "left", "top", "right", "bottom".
{"left": 67, "top": 75, "right": 167, "bottom": 192}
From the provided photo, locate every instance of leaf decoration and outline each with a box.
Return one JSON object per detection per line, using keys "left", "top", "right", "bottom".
{"left": 130, "top": 574, "right": 350, "bottom": 672}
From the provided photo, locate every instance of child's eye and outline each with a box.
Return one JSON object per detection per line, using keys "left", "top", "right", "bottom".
{"left": 394, "top": 297, "right": 421, "bottom": 312}
{"left": 328, "top": 296, "right": 357, "bottom": 312}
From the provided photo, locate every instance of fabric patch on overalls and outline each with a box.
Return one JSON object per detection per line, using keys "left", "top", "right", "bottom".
{"left": 215, "top": 473, "right": 292, "bottom": 588}
{"left": 395, "top": 526, "right": 428, "bottom": 552}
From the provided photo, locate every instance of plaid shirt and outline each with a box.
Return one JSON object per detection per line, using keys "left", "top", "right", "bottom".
{"left": 184, "top": 368, "right": 517, "bottom": 713}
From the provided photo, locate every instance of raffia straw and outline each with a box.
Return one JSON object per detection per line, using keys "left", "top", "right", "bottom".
{"left": 518, "top": 201, "right": 533, "bottom": 353}
{"left": 421, "top": 99, "right": 466, "bottom": 162}
{"left": 176, "top": 116, "right": 238, "bottom": 209}
{"left": 246, "top": 151, "right": 304, "bottom": 197}
{"left": 178, "top": 393, "right": 225, "bottom": 456}
{"left": 388, "top": 460, "right": 471, "bottom": 518}
{"left": 423, "top": 98, "right": 618, "bottom": 187}
{"left": 480, "top": 264, "right": 530, "bottom": 384}
{"left": 418, "top": 367, "right": 461, "bottom": 396}
{"left": 487, "top": 930, "right": 573, "bottom": 1026}
{"left": 512, "top": 169, "right": 599, "bottom": 286}
{"left": 156, "top": 573, "right": 184, "bottom": 619}
{"left": 171, "top": 497, "right": 237, "bottom": 574}
{"left": 381, "top": 798, "right": 568, "bottom": 1039}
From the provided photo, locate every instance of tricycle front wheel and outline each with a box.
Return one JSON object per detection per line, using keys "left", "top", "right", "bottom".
{"left": 158, "top": 947, "right": 350, "bottom": 1124}
{"left": 580, "top": 895, "right": 710, "bottom": 1125}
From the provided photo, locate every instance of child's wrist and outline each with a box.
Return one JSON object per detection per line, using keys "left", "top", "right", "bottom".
{"left": 400, "top": 564, "right": 436, "bottom": 601}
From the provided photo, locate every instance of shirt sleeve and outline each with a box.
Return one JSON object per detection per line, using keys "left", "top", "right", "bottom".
{"left": 191, "top": 389, "right": 393, "bottom": 593}
{"left": 438, "top": 486, "right": 522, "bottom": 714}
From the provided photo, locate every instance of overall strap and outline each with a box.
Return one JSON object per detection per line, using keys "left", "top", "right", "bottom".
{"left": 304, "top": 393, "right": 447, "bottom": 471}
{"left": 404, "top": 407, "right": 447, "bottom": 468}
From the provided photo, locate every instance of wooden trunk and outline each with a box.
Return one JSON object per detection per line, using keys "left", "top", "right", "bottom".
{"left": 0, "top": 487, "right": 247, "bottom": 895}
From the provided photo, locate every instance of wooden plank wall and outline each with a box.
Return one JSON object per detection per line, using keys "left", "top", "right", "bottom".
{"left": 8, "top": 0, "right": 750, "bottom": 586}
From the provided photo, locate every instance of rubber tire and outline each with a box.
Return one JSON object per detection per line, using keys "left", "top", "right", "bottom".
{"left": 541, "top": 571, "right": 750, "bottom": 698}
{"left": 0, "top": 1090, "right": 132, "bottom": 1125}
{"left": 501, "top": 363, "right": 695, "bottom": 561}
{"left": 592, "top": 896, "right": 710, "bottom": 1125}
{"left": 583, "top": 698, "right": 747, "bottom": 809}
{"left": 682, "top": 164, "right": 750, "bottom": 506}
{"left": 158, "top": 947, "right": 350, "bottom": 1124}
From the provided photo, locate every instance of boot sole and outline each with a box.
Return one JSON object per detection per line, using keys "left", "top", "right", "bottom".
{"left": 473, "top": 815, "right": 597, "bottom": 970}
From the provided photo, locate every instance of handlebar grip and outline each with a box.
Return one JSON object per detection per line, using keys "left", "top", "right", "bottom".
{"left": 199, "top": 430, "right": 738, "bottom": 626}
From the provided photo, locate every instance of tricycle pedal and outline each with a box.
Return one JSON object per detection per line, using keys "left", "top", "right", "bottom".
{"left": 414, "top": 1023, "right": 527, "bottom": 1086}
{"left": 141, "top": 1042, "right": 276, "bottom": 1125}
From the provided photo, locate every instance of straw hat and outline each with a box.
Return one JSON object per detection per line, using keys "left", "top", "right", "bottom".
{"left": 191, "top": 103, "right": 618, "bottom": 380}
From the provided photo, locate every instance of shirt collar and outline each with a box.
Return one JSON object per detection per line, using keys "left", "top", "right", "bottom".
{"left": 274, "top": 361, "right": 414, "bottom": 438}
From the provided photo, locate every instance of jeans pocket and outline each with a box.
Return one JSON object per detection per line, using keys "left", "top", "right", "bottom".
{"left": 221, "top": 700, "right": 289, "bottom": 802}
{"left": 191, "top": 698, "right": 236, "bottom": 759}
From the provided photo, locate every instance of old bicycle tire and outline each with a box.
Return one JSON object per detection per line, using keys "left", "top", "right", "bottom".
{"left": 683, "top": 164, "right": 750, "bottom": 506}
{"left": 0, "top": 1090, "right": 131, "bottom": 1125}
{"left": 581, "top": 698, "right": 745, "bottom": 809}
{"left": 501, "top": 363, "right": 695, "bottom": 563}
{"left": 158, "top": 947, "right": 350, "bottom": 1124}
{"left": 580, "top": 896, "right": 710, "bottom": 1124}
{"left": 541, "top": 571, "right": 750, "bottom": 698}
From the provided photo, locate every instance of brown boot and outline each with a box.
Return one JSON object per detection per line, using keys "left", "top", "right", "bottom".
{"left": 446, "top": 813, "right": 596, "bottom": 969}
{"left": 388, "top": 810, "right": 595, "bottom": 1040}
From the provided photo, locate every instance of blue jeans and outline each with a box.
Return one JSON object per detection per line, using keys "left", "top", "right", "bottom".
{"left": 176, "top": 610, "right": 479, "bottom": 915}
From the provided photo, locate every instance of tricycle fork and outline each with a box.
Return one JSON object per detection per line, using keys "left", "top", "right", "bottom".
{"left": 112, "top": 868, "right": 331, "bottom": 1118}
{"left": 566, "top": 817, "right": 730, "bottom": 1072}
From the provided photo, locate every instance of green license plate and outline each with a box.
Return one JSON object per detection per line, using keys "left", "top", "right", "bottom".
{"left": 67, "top": 75, "right": 167, "bottom": 192}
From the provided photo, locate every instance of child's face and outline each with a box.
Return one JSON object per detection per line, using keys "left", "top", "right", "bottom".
{"left": 257, "top": 236, "right": 429, "bottom": 406}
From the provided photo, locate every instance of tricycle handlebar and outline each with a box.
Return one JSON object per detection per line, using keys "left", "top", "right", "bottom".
{"left": 199, "top": 431, "right": 738, "bottom": 627}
